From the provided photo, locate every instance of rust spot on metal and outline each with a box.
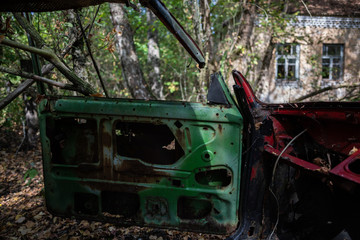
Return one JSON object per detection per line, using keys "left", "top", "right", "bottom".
{"left": 250, "top": 165, "right": 258, "bottom": 181}
{"left": 114, "top": 159, "right": 159, "bottom": 174}
{"left": 218, "top": 124, "right": 223, "bottom": 134}
{"left": 185, "top": 127, "right": 191, "bottom": 147}
{"left": 84, "top": 181, "right": 147, "bottom": 194}
{"left": 47, "top": 117, "right": 98, "bottom": 165}
{"left": 78, "top": 156, "right": 171, "bottom": 184}
{"left": 145, "top": 197, "right": 169, "bottom": 221}
{"left": 175, "top": 128, "right": 185, "bottom": 149}
{"left": 102, "top": 131, "right": 112, "bottom": 148}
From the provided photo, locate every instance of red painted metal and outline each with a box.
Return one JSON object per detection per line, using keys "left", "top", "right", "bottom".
{"left": 331, "top": 150, "right": 360, "bottom": 184}
{"left": 264, "top": 145, "right": 322, "bottom": 171}
{"left": 232, "top": 71, "right": 258, "bottom": 108}
{"left": 234, "top": 69, "right": 360, "bottom": 187}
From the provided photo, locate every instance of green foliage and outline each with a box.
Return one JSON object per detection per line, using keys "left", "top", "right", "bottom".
{"left": 0, "top": 98, "right": 23, "bottom": 128}
{"left": 24, "top": 167, "right": 38, "bottom": 185}
{"left": 0, "top": 1, "right": 261, "bottom": 104}
{"left": 1, "top": 15, "right": 27, "bottom": 126}
{"left": 2, "top": 0, "right": 332, "bottom": 130}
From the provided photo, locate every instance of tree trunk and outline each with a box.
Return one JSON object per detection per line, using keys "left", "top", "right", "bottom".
{"left": 0, "top": 43, "right": 3, "bottom": 64}
{"left": 229, "top": 3, "right": 257, "bottom": 77}
{"left": 190, "top": 0, "right": 207, "bottom": 101}
{"left": 255, "top": 38, "right": 274, "bottom": 88}
{"left": 23, "top": 91, "right": 39, "bottom": 150}
{"left": 146, "top": 10, "right": 164, "bottom": 100}
{"left": 21, "top": 60, "right": 38, "bottom": 151}
{"left": 200, "top": 0, "right": 213, "bottom": 87}
{"left": 67, "top": 10, "right": 89, "bottom": 82}
{"left": 109, "top": 3, "right": 151, "bottom": 99}
{"left": 238, "top": 4, "right": 256, "bottom": 51}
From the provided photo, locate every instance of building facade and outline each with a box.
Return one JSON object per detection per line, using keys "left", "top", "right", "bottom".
{"left": 256, "top": 1, "right": 360, "bottom": 103}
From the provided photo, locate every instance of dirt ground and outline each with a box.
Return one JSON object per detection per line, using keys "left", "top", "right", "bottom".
{"left": 0, "top": 130, "right": 227, "bottom": 240}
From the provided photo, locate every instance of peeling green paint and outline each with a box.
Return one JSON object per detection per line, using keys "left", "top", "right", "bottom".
{"left": 39, "top": 74, "right": 243, "bottom": 234}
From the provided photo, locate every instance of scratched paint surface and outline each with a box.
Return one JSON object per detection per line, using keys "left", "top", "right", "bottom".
{"left": 38, "top": 75, "right": 243, "bottom": 234}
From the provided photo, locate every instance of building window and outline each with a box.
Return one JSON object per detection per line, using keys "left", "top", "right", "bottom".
{"left": 322, "top": 44, "right": 344, "bottom": 81}
{"left": 276, "top": 44, "right": 300, "bottom": 83}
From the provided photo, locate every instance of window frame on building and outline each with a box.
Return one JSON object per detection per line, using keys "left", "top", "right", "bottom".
{"left": 275, "top": 43, "right": 300, "bottom": 85}
{"left": 322, "top": 44, "right": 344, "bottom": 83}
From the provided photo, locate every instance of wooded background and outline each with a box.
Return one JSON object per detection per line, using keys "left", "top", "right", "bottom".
{"left": 1, "top": 0, "right": 359, "bottom": 149}
{"left": 1, "top": 2, "right": 360, "bottom": 238}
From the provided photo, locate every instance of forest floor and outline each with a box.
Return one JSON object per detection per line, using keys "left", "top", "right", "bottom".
{"left": 0, "top": 128, "right": 227, "bottom": 240}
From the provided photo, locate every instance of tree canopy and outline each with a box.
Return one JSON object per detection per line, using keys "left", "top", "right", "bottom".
{"left": 1, "top": 0, "right": 359, "bottom": 129}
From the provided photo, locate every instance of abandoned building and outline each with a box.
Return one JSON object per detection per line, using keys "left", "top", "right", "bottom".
{"left": 255, "top": 0, "right": 360, "bottom": 103}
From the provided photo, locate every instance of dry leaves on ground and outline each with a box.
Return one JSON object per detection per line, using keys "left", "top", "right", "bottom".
{"left": 0, "top": 146, "right": 226, "bottom": 240}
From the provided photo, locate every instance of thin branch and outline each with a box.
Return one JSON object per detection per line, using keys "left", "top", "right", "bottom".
{"left": 1, "top": 36, "right": 86, "bottom": 110}
{"left": 250, "top": 3, "right": 268, "bottom": 21}
{"left": 1, "top": 38, "right": 95, "bottom": 95}
{"left": 300, "top": 0, "right": 312, "bottom": 17}
{"left": 13, "top": 12, "right": 45, "bottom": 48}
{"left": 10, "top": 13, "right": 96, "bottom": 95}
{"left": 1, "top": 20, "right": 95, "bottom": 109}
{"left": 0, "top": 79, "right": 34, "bottom": 110}
{"left": 0, "top": 38, "right": 53, "bottom": 58}
{"left": 75, "top": 10, "right": 109, "bottom": 97}
{"left": 0, "top": 66, "right": 77, "bottom": 90}
{"left": 88, "top": 5, "right": 101, "bottom": 38}
{"left": 41, "top": 24, "right": 90, "bottom": 75}
{"left": 295, "top": 83, "right": 360, "bottom": 102}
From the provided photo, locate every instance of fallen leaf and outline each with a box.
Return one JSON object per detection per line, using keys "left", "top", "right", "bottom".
{"left": 69, "top": 237, "right": 80, "bottom": 240}
{"left": 34, "top": 211, "right": 45, "bottom": 220}
{"left": 349, "top": 146, "right": 358, "bottom": 155}
{"left": 18, "top": 226, "right": 29, "bottom": 235}
{"left": 40, "top": 229, "right": 51, "bottom": 238}
{"left": 90, "top": 93, "right": 104, "bottom": 97}
{"left": 255, "top": 122, "right": 262, "bottom": 131}
{"left": 313, "top": 157, "right": 324, "bottom": 166}
{"left": 16, "top": 216, "right": 26, "bottom": 224}
{"left": 317, "top": 166, "right": 330, "bottom": 174}
{"left": 59, "top": 235, "right": 68, "bottom": 240}
{"left": 83, "top": 230, "right": 91, "bottom": 236}
{"left": 90, "top": 222, "right": 97, "bottom": 231}
{"left": 162, "top": 139, "right": 175, "bottom": 150}
{"left": 6, "top": 222, "right": 14, "bottom": 227}
{"left": 26, "top": 221, "right": 35, "bottom": 228}
{"left": 80, "top": 220, "right": 89, "bottom": 228}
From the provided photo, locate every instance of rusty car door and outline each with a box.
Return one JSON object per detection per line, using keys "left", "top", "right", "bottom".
{"left": 38, "top": 73, "right": 244, "bottom": 234}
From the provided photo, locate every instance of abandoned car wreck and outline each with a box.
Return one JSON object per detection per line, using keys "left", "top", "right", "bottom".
{"left": 1, "top": 0, "right": 360, "bottom": 240}
{"left": 37, "top": 71, "right": 360, "bottom": 240}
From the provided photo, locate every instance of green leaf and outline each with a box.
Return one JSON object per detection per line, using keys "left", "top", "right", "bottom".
{"left": 24, "top": 168, "right": 38, "bottom": 185}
